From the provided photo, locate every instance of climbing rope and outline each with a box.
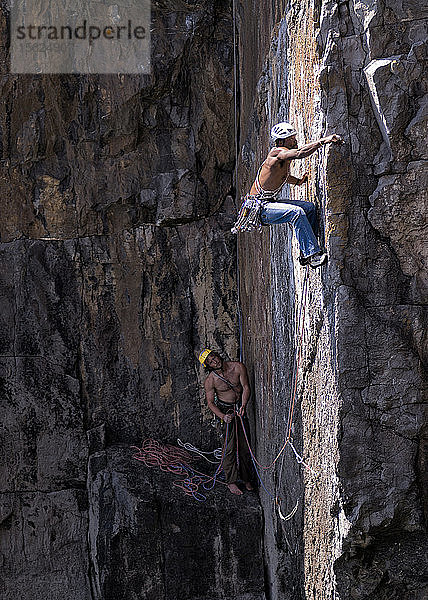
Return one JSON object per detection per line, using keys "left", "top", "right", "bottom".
{"left": 233, "top": 265, "right": 321, "bottom": 521}
{"left": 238, "top": 269, "right": 310, "bottom": 473}
{"left": 232, "top": 0, "right": 245, "bottom": 367}
{"left": 288, "top": 439, "right": 319, "bottom": 476}
{"left": 234, "top": 413, "right": 316, "bottom": 521}
{"left": 133, "top": 428, "right": 230, "bottom": 502}
{"left": 134, "top": 0, "right": 322, "bottom": 512}
{"left": 177, "top": 438, "right": 223, "bottom": 463}
{"left": 132, "top": 439, "right": 192, "bottom": 470}
{"left": 278, "top": 499, "right": 299, "bottom": 521}
{"left": 232, "top": 0, "right": 239, "bottom": 206}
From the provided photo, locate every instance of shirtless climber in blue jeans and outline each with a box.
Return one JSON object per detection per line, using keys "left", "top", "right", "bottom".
{"left": 232, "top": 121, "right": 342, "bottom": 268}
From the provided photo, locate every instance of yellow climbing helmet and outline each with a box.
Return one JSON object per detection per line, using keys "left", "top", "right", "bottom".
{"left": 198, "top": 348, "right": 213, "bottom": 366}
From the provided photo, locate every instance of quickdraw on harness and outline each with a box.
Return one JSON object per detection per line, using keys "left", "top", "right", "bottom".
{"left": 231, "top": 193, "right": 267, "bottom": 234}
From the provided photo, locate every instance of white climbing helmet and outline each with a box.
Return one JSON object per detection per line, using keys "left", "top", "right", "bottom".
{"left": 270, "top": 122, "right": 297, "bottom": 140}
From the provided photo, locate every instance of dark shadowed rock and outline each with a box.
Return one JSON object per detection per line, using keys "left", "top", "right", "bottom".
{"left": 87, "top": 447, "right": 265, "bottom": 600}
{"left": 0, "top": 1, "right": 266, "bottom": 599}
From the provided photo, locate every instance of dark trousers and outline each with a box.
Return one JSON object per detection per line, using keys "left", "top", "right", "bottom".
{"left": 222, "top": 415, "right": 253, "bottom": 484}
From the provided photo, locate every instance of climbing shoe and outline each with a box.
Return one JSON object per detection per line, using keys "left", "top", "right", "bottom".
{"left": 298, "top": 254, "right": 311, "bottom": 266}
{"left": 309, "top": 252, "right": 327, "bottom": 268}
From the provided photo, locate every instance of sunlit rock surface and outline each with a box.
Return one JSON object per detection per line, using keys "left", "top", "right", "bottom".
{"left": 236, "top": 0, "right": 427, "bottom": 599}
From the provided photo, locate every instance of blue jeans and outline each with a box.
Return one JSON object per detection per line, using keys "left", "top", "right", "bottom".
{"left": 260, "top": 199, "right": 321, "bottom": 258}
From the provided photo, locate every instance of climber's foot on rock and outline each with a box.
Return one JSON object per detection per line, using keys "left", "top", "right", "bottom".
{"left": 244, "top": 481, "right": 254, "bottom": 491}
{"left": 309, "top": 252, "right": 327, "bottom": 268}
{"left": 228, "top": 483, "right": 243, "bottom": 495}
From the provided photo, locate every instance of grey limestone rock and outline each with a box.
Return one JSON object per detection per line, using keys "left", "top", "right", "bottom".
{"left": 236, "top": 0, "right": 427, "bottom": 598}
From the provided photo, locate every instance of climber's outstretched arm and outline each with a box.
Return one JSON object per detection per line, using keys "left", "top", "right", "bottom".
{"left": 276, "top": 134, "right": 342, "bottom": 161}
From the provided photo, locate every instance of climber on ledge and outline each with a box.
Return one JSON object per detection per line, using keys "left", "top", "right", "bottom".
{"left": 231, "top": 121, "right": 343, "bottom": 268}
{"left": 199, "top": 348, "right": 253, "bottom": 496}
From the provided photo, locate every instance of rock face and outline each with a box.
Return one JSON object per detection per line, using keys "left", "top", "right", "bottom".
{"left": 1, "top": 0, "right": 427, "bottom": 599}
{"left": 0, "top": 2, "right": 266, "bottom": 599}
{"left": 87, "top": 446, "right": 264, "bottom": 600}
{"left": 236, "top": 0, "right": 427, "bottom": 599}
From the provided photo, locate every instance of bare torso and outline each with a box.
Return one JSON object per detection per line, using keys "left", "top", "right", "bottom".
{"left": 207, "top": 361, "right": 243, "bottom": 404}
{"left": 249, "top": 148, "right": 291, "bottom": 194}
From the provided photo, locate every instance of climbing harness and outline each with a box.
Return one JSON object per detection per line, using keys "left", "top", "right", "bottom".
{"left": 231, "top": 159, "right": 291, "bottom": 234}
{"left": 231, "top": 193, "right": 267, "bottom": 234}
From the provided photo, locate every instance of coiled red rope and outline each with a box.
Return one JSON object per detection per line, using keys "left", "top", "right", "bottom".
{"left": 132, "top": 427, "right": 229, "bottom": 502}
{"left": 133, "top": 439, "right": 193, "bottom": 470}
